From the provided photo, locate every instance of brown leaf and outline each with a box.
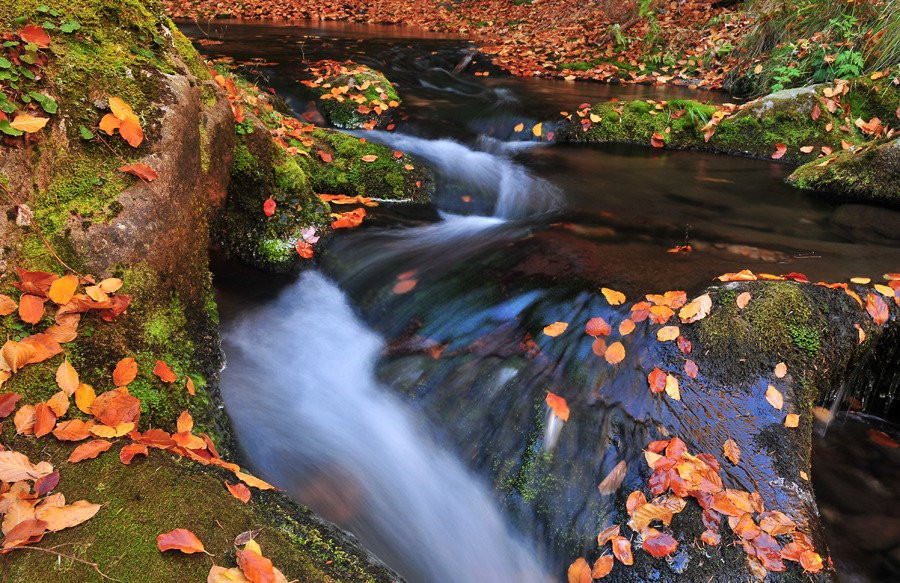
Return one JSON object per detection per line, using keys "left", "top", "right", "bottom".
{"left": 68, "top": 440, "right": 112, "bottom": 463}
{"left": 0, "top": 450, "right": 54, "bottom": 482}
{"left": 157, "top": 528, "right": 206, "bottom": 554}
{"left": 724, "top": 438, "right": 740, "bottom": 465}
{"left": 118, "top": 163, "right": 159, "bottom": 182}
{"left": 585, "top": 317, "right": 611, "bottom": 337}
{"left": 866, "top": 293, "right": 889, "bottom": 326}
{"left": 597, "top": 460, "right": 627, "bottom": 495}
{"left": 774, "top": 362, "right": 788, "bottom": 379}
{"left": 642, "top": 529, "right": 679, "bottom": 557}
{"left": 597, "top": 524, "right": 620, "bottom": 546}
{"left": 75, "top": 383, "right": 96, "bottom": 414}
{"left": 13, "top": 404, "right": 36, "bottom": 435}
{"left": 2, "top": 518, "right": 47, "bottom": 549}
{"left": 0, "top": 393, "right": 22, "bottom": 418}
{"left": 785, "top": 413, "right": 800, "bottom": 428}
{"left": 612, "top": 535, "right": 633, "bottom": 565}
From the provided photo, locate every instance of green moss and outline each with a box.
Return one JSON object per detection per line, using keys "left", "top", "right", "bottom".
{"left": 198, "top": 119, "right": 211, "bottom": 173}
{"left": 302, "top": 63, "right": 400, "bottom": 129}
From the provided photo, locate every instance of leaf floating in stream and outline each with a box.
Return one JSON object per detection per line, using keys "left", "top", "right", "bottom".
{"left": 543, "top": 321, "right": 569, "bottom": 337}
{"left": 546, "top": 392, "right": 570, "bottom": 422}
{"left": 601, "top": 287, "right": 626, "bottom": 305}
{"left": 605, "top": 342, "right": 625, "bottom": 365}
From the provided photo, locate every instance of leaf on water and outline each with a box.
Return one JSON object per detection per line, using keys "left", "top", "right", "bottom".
{"left": 605, "top": 341, "right": 625, "bottom": 365}
{"left": 723, "top": 438, "right": 740, "bottom": 465}
{"left": 618, "top": 319, "right": 635, "bottom": 335}
{"left": 513, "top": 122, "right": 524, "bottom": 132}
{"left": 765, "top": 385, "right": 784, "bottom": 410}
{"left": 543, "top": 321, "right": 569, "bottom": 337}
{"left": 684, "top": 360, "right": 698, "bottom": 379}
{"left": 601, "top": 287, "right": 625, "bottom": 305}
{"left": 546, "top": 391, "right": 570, "bottom": 422}
{"left": 157, "top": 528, "right": 206, "bottom": 554}
{"left": 532, "top": 123, "right": 543, "bottom": 138}
{"left": 648, "top": 368, "right": 666, "bottom": 394}
{"left": 664, "top": 374, "right": 680, "bottom": 401}
{"left": 597, "top": 460, "right": 626, "bottom": 495}
{"left": 585, "top": 317, "right": 611, "bottom": 337}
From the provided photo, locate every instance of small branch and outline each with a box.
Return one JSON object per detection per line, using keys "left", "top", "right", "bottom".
{"left": 12, "top": 545, "right": 122, "bottom": 582}
{"left": 0, "top": 182, "right": 79, "bottom": 275}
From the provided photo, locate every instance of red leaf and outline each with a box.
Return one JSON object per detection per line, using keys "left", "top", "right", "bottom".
{"left": 118, "top": 164, "right": 159, "bottom": 182}
{"left": 585, "top": 317, "right": 611, "bottom": 337}
{"left": 263, "top": 197, "right": 276, "bottom": 217}
{"left": 19, "top": 25, "right": 51, "bottom": 48}
{"left": 0, "top": 393, "right": 22, "bottom": 418}
{"left": 647, "top": 368, "right": 666, "bottom": 393}
{"left": 771, "top": 143, "right": 787, "bottom": 159}
{"left": 684, "top": 360, "right": 698, "bottom": 379}
{"left": 642, "top": 530, "right": 679, "bottom": 557}
{"left": 317, "top": 150, "right": 332, "bottom": 163}
{"left": 156, "top": 528, "right": 206, "bottom": 554}
{"left": 811, "top": 103, "right": 821, "bottom": 121}
{"left": 153, "top": 360, "right": 177, "bottom": 383}
{"left": 650, "top": 132, "right": 665, "bottom": 148}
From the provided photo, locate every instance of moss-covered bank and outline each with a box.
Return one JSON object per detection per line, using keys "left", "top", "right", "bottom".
{"left": 0, "top": 2, "right": 400, "bottom": 580}
{"left": 299, "top": 60, "right": 401, "bottom": 129}
{"left": 556, "top": 72, "right": 900, "bottom": 201}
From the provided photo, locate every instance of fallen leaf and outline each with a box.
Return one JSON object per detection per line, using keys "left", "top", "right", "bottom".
{"left": 585, "top": 317, "right": 611, "bottom": 337}
{"left": 0, "top": 295, "right": 17, "bottom": 316}
{"left": 18, "top": 294, "right": 46, "bottom": 325}
{"left": 75, "top": 383, "right": 96, "bottom": 414}
{"left": 0, "top": 450, "right": 53, "bottom": 482}
{"left": 612, "top": 535, "right": 634, "bottom": 565}
{"left": 10, "top": 113, "right": 49, "bottom": 134}
{"left": 68, "top": 440, "right": 112, "bottom": 463}
{"left": 601, "top": 287, "right": 625, "bottom": 305}
{"left": 33, "top": 402, "right": 57, "bottom": 437}
{"left": 597, "top": 525, "right": 620, "bottom": 546}
{"left": 153, "top": 360, "right": 177, "bottom": 383}
{"left": 642, "top": 530, "right": 679, "bottom": 557}
{"left": 866, "top": 293, "right": 889, "bottom": 326}
{"left": 684, "top": 360, "right": 698, "bottom": 379}
{"left": 656, "top": 326, "right": 680, "bottom": 342}
{"left": 226, "top": 481, "right": 252, "bottom": 503}
{"left": 112, "top": 357, "right": 138, "bottom": 387}
{"left": 736, "top": 292, "right": 751, "bottom": 309}
{"left": 118, "top": 114, "right": 144, "bottom": 147}
{"left": 360, "top": 154, "right": 378, "bottom": 162}
{"left": 771, "top": 143, "right": 787, "bottom": 159}
{"left": 35, "top": 500, "right": 100, "bottom": 532}
{"left": 664, "top": 375, "right": 680, "bottom": 401}
{"left": 766, "top": 385, "right": 784, "bottom": 410}
{"left": 546, "top": 392, "right": 570, "bottom": 422}
{"left": 723, "top": 438, "right": 740, "bottom": 465}
{"left": 774, "top": 362, "right": 788, "bottom": 378}
{"left": 591, "top": 555, "right": 614, "bottom": 578}
{"left": 532, "top": 123, "right": 543, "bottom": 138}
{"left": 56, "top": 359, "right": 79, "bottom": 396}
{"left": 648, "top": 368, "right": 667, "bottom": 393}
{"left": 157, "top": 528, "right": 206, "bottom": 554}
{"left": 237, "top": 547, "right": 276, "bottom": 583}
{"left": 19, "top": 24, "right": 51, "bottom": 47}
{"left": 618, "top": 319, "right": 635, "bottom": 335}
{"left": 90, "top": 387, "right": 140, "bottom": 426}
{"left": 118, "top": 164, "right": 159, "bottom": 182}
{"left": 234, "top": 470, "right": 275, "bottom": 491}
{"left": 52, "top": 419, "right": 93, "bottom": 441}
{"left": 597, "top": 460, "right": 626, "bottom": 495}
{"left": 605, "top": 341, "right": 625, "bottom": 365}
{"left": 543, "top": 321, "right": 569, "bottom": 337}
{"left": 650, "top": 132, "right": 665, "bottom": 148}
{"left": 48, "top": 275, "right": 79, "bottom": 305}
{"left": 785, "top": 414, "right": 799, "bottom": 428}
{"left": 263, "top": 197, "right": 276, "bottom": 217}
{"left": 119, "top": 443, "right": 149, "bottom": 465}
{"left": 567, "top": 557, "right": 592, "bottom": 583}
{"left": 514, "top": 122, "right": 524, "bottom": 132}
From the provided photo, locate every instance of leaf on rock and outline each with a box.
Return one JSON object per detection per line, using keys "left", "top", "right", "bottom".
{"left": 48, "top": 275, "right": 79, "bottom": 306}
{"left": 765, "top": 385, "right": 784, "bottom": 410}
{"left": 10, "top": 113, "right": 49, "bottom": 134}
{"left": 18, "top": 294, "right": 46, "bottom": 324}
{"left": 736, "top": 292, "right": 751, "bottom": 309}
{"left": 597, "top": 460, "right": 626, "bottom": 495}
{"left": 34, "top": 500, "right": 100, "bottom": 532}
{"left": 118, "top": 164, "right": 159, "bottom": 182}
{"left": 785, "top": 414, "right": 799, "bottom": 428}
{"left": 648, "top": 368, "right": 666, "bottom": 394}
{"left": 153, "top": 360, "right": 177, "bottom": 383}
{"left": 774, "top": 362, "right": 787, "bottom": 379}
{"left": 642, "top": 530, "right": 679, "bottom": 557}
{"left": 0, "top": 392, "right": 22, "bottom": 418}
{"left": 723, "top": 438, "right": 740, "bottom": 465}
{"left": 771, "top": 143, "right": 787, "bottom": 159}
{"left": 226, "top": 482, "right": 252, "bottom": 503}
{"left": 112, "top": 357, "right": 138, "bottom": 387}
{"left": 612, "top": 535, "right": 634, "bottom": 565}
{"left": 68, "top": 440, "right": 112, "bottom": 463}
{"left": 591, "top": 555, "right": 613, "bottom": 578}
{"left": 567, "top": 557, "right": 592, "bottom": 583}
{"left": 157, "top": 528, "right": 206, "bottom": 554}
{"left": 0, "top": 450, "right": 54, "bottom": 482}
{"left": 56, "top": 359, "right": 79, "bottom": 396}
{"left": 237, "top": 546, "right": 276, "bottom": 583}
{"left": 866, "top": 293, "right": 889, "bottom": 326}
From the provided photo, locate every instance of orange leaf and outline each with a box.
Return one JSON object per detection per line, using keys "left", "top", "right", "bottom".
{"left": 591, "top": 555, "right": 613, "bottom": 578}
{"left": 601, "top": 287, "right": 625, "bottom": 305}
{"left": 664, "top": 374, "right": 681, "bottom": 401}
{"left": 118, "top": 164, "right": 159, "bottom": 182}
{"left": 33, "top": 402, "right": 57, "bottom": 437}
{"left": 226, "top": 481, "right": 251, "bottom": 503}
{"left": 10, "top": 113, "right": 49, "bottom": 133}
{"left": 542, "top": 321, "right": 568, "bottom": 337}
{"left": 774, "top": 362, "right": 788, "bottom": 378}
{"left": 186, "top": 377, "right": 196, "bottom": 396}
{"left": 153, "top": 360, "right": 177, "bottom": 383}
{"left": 118, "top": 114, "right": 144, "bottom": 148}
{"left": 237, "top": 547, "right": 276, "bottom": 583}
{"left": 98, "top": 113, "right": 121, "bottom": 135}
{"left": 90, "top": 387, "right": 140, "bottom": 426}
{"left": 120, "top": 443, "right": 149, "bottom": 465}
{"left": 612, "top": 535, "right": 634, "bottom": 565}
{"left": 234, "top": 470, "right": 275, "bottom": 491}
{"left": 52, "top": 419, "right": 93, "bottom": 441}
{"left": 360, "top": 154, "right": 378, "bottom": 162}
{"left": 0, "top": 392, "right": 22, "bottom": 418}
{"left": 0, "top": 294, "right": 17, "bottom": 316}
{"left": 113, "top": 357, "right": 138, "bottom": 387}
{"left": 642, "top": 530, "right": 679, "bottom": 557}
{"left": 785, "top": 413, "right": 800, "bottom": 428}
{"left": 605, "top": 341, "right": 625, "bottom": 364}
{"left": 597, "top": 525, "right": 620, "bottom": 546}
{"left": 567, "top": 557, "right": 592, "bottom": 583}
{"left": 546, "top": 392, "right": 569, "bottom": 422}
{"left": 656, "top": 326, "right": 680, "bottom": 341}
{"left": 48, "top": 275, "right": 79, "bottom": 305}
{"left": 650, "top": 132, "right": 665, "bottom": 148}
{"left": 56, "top": 359, "right": 79, "bottom": 396}
{"left": 75, "top": 383, "right": 96, "bottom": 414}
{"left": 736, "top": 292, "right": 751, "bottom": 309}
{"left": 723, "top": 438, "right": 740, "bottom": 465}
{"left": 157, "top": 528, "right": 206, "bottom": 554}
{"left": 331, "top": 208, "right": 366, "bottom": 229}
{"left": 771, "top": 143, "right": 787, "bottom": 159}
{"left": 108, "top": 97, "right": 134, "bottom": 121}
{"left": 648, "top": 368, "right": 666, "bottom": 393}
{"left": 263, "top": 197, "right": 276, "bottom": 217}
{"left": 585, "top": 317, "right": 611, "bottom": 337}
{"left": 618, "top": 319, "right": 635, "bottom": 335}
{"left": 18, "top": 294, "right": 46, "bottom": 325}
{"left": 866, "top": 293, "right": 889, "bottom": 326}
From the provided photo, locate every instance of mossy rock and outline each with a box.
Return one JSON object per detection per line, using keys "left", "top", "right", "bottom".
{"left": 300, "top": 128, "right": 433, "bottom": 203}
{"left": 789, "top": 136, "right": 900, "bottom": 204}
{"left": 0, "top": 428, "right": 397, "bottom": 583}
{"left": 300, "top": 61, "right": 401, "bottom": 130}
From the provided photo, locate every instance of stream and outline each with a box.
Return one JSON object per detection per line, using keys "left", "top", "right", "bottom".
{"left": 183, "top": 20, "right": 900, "bottom": 583}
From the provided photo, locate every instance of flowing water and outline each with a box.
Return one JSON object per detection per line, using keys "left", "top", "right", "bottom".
{"left": 186, "top": 20, "right": 900, "bottom": 582}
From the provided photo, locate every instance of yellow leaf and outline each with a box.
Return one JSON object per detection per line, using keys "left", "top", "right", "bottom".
{"left": 48, "top": 275, "right": 79, "bottom": 305}
{"left": 605, "top": 341, "right": 625, "bottom": 364}
{"left": 874, "top": 284, "right": 895, "bottom": 298}
{"left": 723, "top": 438, "right": 740, "bottom": 465}
{"left": 656, "top": 326, "right": 680, "bottom": 342}
{"left": 234, "top": 470, "right": 275, "bottom": 490}
{"left": 75, "top": 383, "right": 96, "bottom": 414}
{"left": 543, "top": 321, "right": 569, "bottom": 337}
{"left": 98, "top": 278, "right": 123, "bottom": 293}
{"left": 532, "top": 122, "right": 543, "bottom": 137}
{"left": 664, "top": 374, "right": 680, "bottom": 400}
{"left": 513, "top": 122, "right": 524, "bottom": 132}
{"left": 108, "top": 97, "right": 134, "bottom": 121}
{"left": 34, "top": 500, "right": 100, "bottom": 532}
{"left": 850, "top": 277, "right": 871, "bottom": 284}
{"left": 590, "top": 113, "right": 602, "bottom": 123}
{"left": 785, "top": 413, "right": 799, "bottom": 428}
{"left": 10, "top": 113, "right": 49, "bottom": 133}
{"left": 601, "top": 287, "right": 625, "bottom": 305}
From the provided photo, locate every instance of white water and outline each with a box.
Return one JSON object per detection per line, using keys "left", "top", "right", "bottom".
{"left": 221, "top": 271, "right": 550, "bottom": 583}
{"left": 360, "top": 130, "right": 562, "bottom": 219}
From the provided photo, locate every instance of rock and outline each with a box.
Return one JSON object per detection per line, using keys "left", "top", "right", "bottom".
{"left": 789, "top": 137, "right": 900, "bottom": 204}
{"left": 300, "top": 60, "right": 401, "bottom": 129}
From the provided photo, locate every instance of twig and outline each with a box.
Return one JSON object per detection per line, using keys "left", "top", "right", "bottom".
{"left": 0, "top": 182, "right": 79, "bottom": 275}
{"left": 13, "top": 545, "right": 122, "bottom": 582}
